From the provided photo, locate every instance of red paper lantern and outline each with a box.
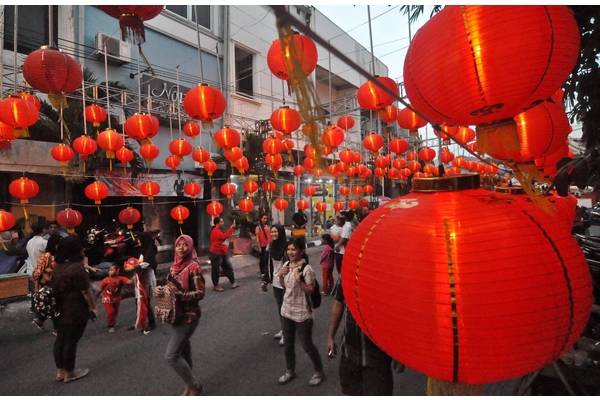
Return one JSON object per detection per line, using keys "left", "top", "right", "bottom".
{"left": 315, "top": 201, "right": 327, "bottom": 213}
{"left": 334, "top": 201, "right": 344, "bottom": 212}
{"left": 297, "top": 199, "right": 309, "bottom": 211}
{"left": 206, "top": 201, "right": 224, "bottom": 217}
{"left": 97, "top": 129, "right": 124, "bottom": 159}
{"left": 335, "top": 161, "right": 348, "bottom": 174}
{"left": 406, "top": 150, "right": 417, "bottom": 161}
{"left": 267, "top": 33, "right": 318, "bottom": 81}
{"left": 170, "top": 205, "right": 190, "bottom": 225}
{"left": 374, "top": 167, "right": 387, "bottom": 177}
{"left": 392, "top": 157, "right": 407, "bottom": 170}
{"left": 239, "top": 198, "right": 254, "bottom": 214}
{"left": 352, "top": 151, "right": 362, "bottom": 164}
{"left": 407, "top": 160, "right": 422, "bottom": 172}
{"left": 304, "top": 185, "right": 317, "bottom": 197}
{"left": 283, "top": 139, "right": 294, "bottom": 153}
{"left": 51, "top": 144, "right": 74, "bottom": 166}
{"left": 440, "top": 148, "right": 455, "bottom": 164}
{"left": 0, "top": 121, "right": 15, "bottom": 142}
{"left": 19, "top": 92, "right": 41, "bottom": 111}
{"left": 400, "top": 168, "right": 412, "bottom": 178}
{"left": 339, "top": 149, "right": 354, "bottom": 164}
{"left": 84, "top": 181, "right": 109, "bottom": 205}
{"left": 342, "top": 175, "right": 591, "bottom": 384}
{"left": 374, "top": 155, "right": 391, "bottom": 169}
{"left": 56, "top": 208, "right": 82, "bottom": 234}
{"left": 9, "top": 177, "right": 39, "bottom": 204}
{"left": 346, "top": 166, "right": 357, "bottom": 177}
{"left": 283, "top": 183, "right": 296, "bottom": 197}
{"left": 339, "top": 186, "right": 351, "bottom": 197}
{"left": 72, "top": 135, "right": 97, "bottom": 160}
{"left": 202, "top": 160, "right": 218, "bottom": 177}
{"left": 446, "top": 166, "right": 463, "bottom": 176}
{"left": 0, "top": 95, "right": 39, "bottom": 136}
{"left": 388, "top": 168, "right": 401, "bottom": 180}
{"left": 378, "top": 105, "right": 398, "bottom": 124}
{"left": 358, "top": 164, "right": 372, "bottom": 179}
{"left": 22, "top": 46, "right": 83, "bottom": 107}
{"left": 389, "top": 138, "right": 409, "bottom": 155}
{"left": 423, "top": 163, "right": 439, "bottom": 176}
{"left": 169, "top": 138, "right": 193, "bottom": 158}
{"left": 418, "top": 147, "right": 436, "bottom": 162}
{"left": 274, "top": 198, "right": 289, "bottom": 211}
{"left": 263, "top": 137, "right": 283, "bottom": 155}
{"left": 192, "top": 147, "right": 210, "bottom": 164}
{"left": 98, "top": 5, "right": 164, "bottom": 44}
{"left": 362, "top": 133, "right": 385, "bottom": 154}
{"left": 357, "top": 76, "right": 399, "bottom": 111}
{"left": 403, "top": 6, "right": 580, "bottom": 126}
{"left": 397, "top": 107, "right": 427, "bottom": 134}
{"left": 165, "top": 155, "right": 181, "bottom": 171}
{"left": 183, "top": 84, "right": 226, "bottom": 124}
{"left": 265, "top": 153, "right": 283, "bottom": 168}
{"left": 293, "top": 164, "right": 305, "bottom": 177}
{"left": 348, "top": 199, "right": 360, "bottom": 209}
{"left": 139, "top": 181, "right": 160, "bottom": 200}
{"left": 118, "top": 207, "right": 141, "bottom": 229}
{"left": 272, "top": 130, "right": 285, "bottom": 140}
{"left": 363, "top": 184, "right": 374, "bottom": 195}
{"left": 220, "top": 183, "right": 237, "bottom": 199}
{"left": 303, "top": 144, "right": 318, "bottom": 159}
{"left": 183, "top": 121, "right": 201, "bottom": 138}
{"left": 243, "top": 179, "right": 259, "bottom": 196}
{"left": 434, "top": 125, "right": 459, "bottom": 140}
{"left": 223, "top": 146, "right": 243, "bottom": 163}
{"left": 453, "top": 156, "right": 467, "bottom": 168}
{"left": 115, "top": 147, "right": 134, "bottom": 165}
{"left": 262, "top": 180, "right": 277, "bottom": 193}
{"left": 327, "top": 164, "right": 339, "bottom": 178}
{"left": 359, "top": 198, "right": 369, "bottom": 207}
{"left": 233, "top": 156, "right": 249, "bottom": 174}
{"left": 337, "top": 115, "right": 355, "bottom": 130}
{"left": 270, "top": 106, "right": 302, "bottom": 134}
{"left": 313, "top": 168, "right": 324, "bottom": 178}
{"left": 214, "top": 127, "right": 241, "bottom": 149}
{"left": 84, "top": 104, "right": 108, "bottom": 128}
{"left": 184, "top": 181, "right": 202, "bottom": 199}
{"left": 0, "top": 210, "right": 16, "bottom": 232}
{"left": 321, "top": 124, "right": 345, "bottom": 149}
{"left": 352, "top": 186, "right": 364, "bottom": 196}
{"left": 451, "top": 126, "right": 476, "bottom": 144}
{"left": 140, "top": 143, "right": 160, "bottom": 164}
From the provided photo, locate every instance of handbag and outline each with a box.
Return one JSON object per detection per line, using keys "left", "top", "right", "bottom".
{"left": 153, "top": 268, "right": 189, "bottom": 324}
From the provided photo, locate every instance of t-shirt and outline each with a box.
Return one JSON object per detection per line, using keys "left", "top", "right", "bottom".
{"left": 99, "top": 275, "right": 131, "bottom": 304}
{"left": 26, "top": 235, "right": 47, "bottom": 276}
{"left": 271, "top": 258, "right": 284, "bottom": 289}
{"left": 339, "top": 222, "right": 353, "bottom": 255}
{"left": 278, "top": 261, "right": 315, "bottom": 323}
{"left": 329, "top": 225, "right": 343, "bottom": 254}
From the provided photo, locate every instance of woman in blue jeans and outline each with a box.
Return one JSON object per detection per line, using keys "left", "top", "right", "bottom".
{"left": 165, "top": 235, "right": 205, "bottom": 395}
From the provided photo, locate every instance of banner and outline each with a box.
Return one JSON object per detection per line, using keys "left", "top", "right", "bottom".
{"left": 95, "top": 169, "right": 204, "bottom": 199}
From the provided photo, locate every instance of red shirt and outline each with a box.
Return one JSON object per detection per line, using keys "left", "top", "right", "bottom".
{"left": 209, "top": 226, "right": 234, "bottom": 255}
{"left": 255, "top": 224, "right": 271, "bottom": 248}
{"left": 99, "top": 276, "right": 131, "bottom": 304}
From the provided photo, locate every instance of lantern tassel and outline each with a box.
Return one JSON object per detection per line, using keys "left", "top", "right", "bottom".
{"left": 475, "top": 120, "right": 520, "bottom": 159}
{"left": 129, "top": 229, "right": 136, "bottom": 242}
{"left": 119, "top": 14, "right": 147, "bottom": 45}
{"left": 426, "top": 377, "right": 486, "bottom": 395}
{"left": 22, "top": 205, "right": 28, "bottom": 221}
{"left": 179, "top": 225, "right": 183, "bottom": 236}
{"left": 48, "top": 92, "right": 68, "bottom": 109}
{"left": 97, "top": 205, "right": 101, "bottom": 215}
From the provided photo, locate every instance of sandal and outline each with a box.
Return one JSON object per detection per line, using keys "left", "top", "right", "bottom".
{"left": 64, "top": 368, "right": 89, "bottom": 383}
{"left": 278, "top": 370, "right": 296, "bottom": 384}
{"left": 308, "top": 372, "right": 324, "bottom": 386}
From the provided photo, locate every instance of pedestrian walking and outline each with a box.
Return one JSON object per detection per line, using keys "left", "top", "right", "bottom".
{"left": 319, "top": 234, "right": 335, "bottom": 296}
{"left": 275, "top": 237, "right": 324, "bottom": 386}
{"left": 328, "top": 215, "right": 345, "bottom": 275}
{"left": 99, "top": 265, "right": 132, "bottom": 333}
{"left": 209, "top": 217, "right": 239, "bottom": 292}
{"left": 256, "top": 213, "right": 272, "bottom": 291}
{"left": 50, "top": 236, "right": 98, "bottom": 383}
{"left": 165, "top": 234, "right": 205, "bottom": 396}
{"left": 268, "top": 224, "right": 287, "bottom": 346}
{"left": 31, "top": 233, "right": 61, "bottom": 331}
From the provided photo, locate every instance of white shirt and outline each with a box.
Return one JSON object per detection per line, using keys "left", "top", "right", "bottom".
{"left": 329, "top": 225, "right": 343, "bottom": 254}
{"left": 271, "top": 258, "right": 284, "bottom": 289}
{"left": 25, "top": 235, "right": 47, "bottom": 276}
{"left": 339, "top": 221, "right": 353, "bottom": 255}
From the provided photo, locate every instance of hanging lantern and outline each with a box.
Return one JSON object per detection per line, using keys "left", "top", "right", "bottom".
{"left": 263, "top": 137, "right": 283, "bottom": 155}
{"left": 98, "top": 6, "right": 164, "bottom": 44}
{"left": 337, "top": 115, "right": 355, "bottom": 130}
{"left": 140, "top": 143, "right": 160, "bottom": 165}
{"left": 397, "top": 107, "right": 427, "bottom": 135}
{"left": 387, "top": 168, "right": 401, "bottom": 180}
{"left": 348, "top": 199, "right": 360, "bottom": 209}
{"left": 183, "top": 84, "right": 226, "bottom": 126}
{"left": 400, "top": 168, "right": 412, "bottom": 178}
{"left": 304, "top": 185, "right": 317, "bottom": 197}
{"left": 239, "top": 198, "right": 254, "bottom": 214}
{"left": 192, "top": 147, "right": 210, "bottom": 164}
{"left": 262, "top": 180, "right": 277, "bottom": 194}
{"left": 270, "top": 130, "right": 284, "bottom": 140}
{"left": 282, "top": 183, "right": 296, "bottom": 198}
{"left": 50, "top": 144, "right": 74, "bottom": 167}
{"left": 403, "top": 6, "right": 580, "bottom": 127}
{"left": 283, "top": 138, "right": 294, "bottom": 154}
{"left": 274, "top": 198, "right": 289, "bottom": 211}
{"left": 389, "top": 138, "right": 409, "bottom": 155}
{"left": 352, "top": 151, "right": 362, "bottom": 164}
{"left": 346, "top": 166, "right": 357, "bottom": 177}
{"left": 56, "top": 208, "right": 82, "bottom": 234}
{"left": 169, "top": 138, "right": 193, "bottom": 158}
{"left": 265, "top": 154, "right": 283, "bottom": 171}
{"left": 333, "top": 201, "right": 344, "bottom": 212}
{"left": 357, "top": 76, "right": 399, "bottom": 111}
{"left": 339, "top": 186, "right": 350, "bottom": 197}
{"left": 0, "top": 121, "right": 15, "bottom": 142}
{"left": 352, "top": 186, "right": 364, "bottom": 196}
{"left": 374, "top": 167, "right": 387, "bottom": 177}
{"left": 374, "top": 155, "right": 391, "bottom": 169}
{"left": 406, "top": 150, "right": 417, "bottom": 161}
{"left": 339, "top": 149, "right": 354, "bottom": 164}
{"left": 85, "top": 181, "right": 109, "bottom": 205}
{"left": 392, "top": 157, "right": 407, "bottom": 170}
{"left": 183, "top": 121, "right": 201, "bottom": 138}
{"left": 358, "top": 164, "right": 371, "bottom": 178}
{"left": 0, "top": 210, "right": 16, "bottom": 232}
{"left": 97, "top": 129, "right": 124, "bottom": 160}
{"left": 9, "top": 177, "right": 39, "bottom": 204}
{"left": 359, "top": 198, "right": 369, "bottom": 208}
{"left": 363, "top": 184, "right": 374, "bottom": 195}
{"left": 293, "top": 164, "right": 305, "bottom": 177}
{"left": 434, "top": 125, "right": 459, "bottom": 141}
{"left": 22, "top": 46, "right": 83, "bottom": 108}
{"left": 72, "top": 135, "right": 97, "bottom": 161}
{"left": 423, "top": 163, "right": 439, "bottom": 176}
{"left": 304, "top": 144, "right": 318, "bottom": 159}
{"left": 206, "top": 201, "right": 224, "bottom": 217}
{"left": 321, "top": 124, "right": 345, "bottom": 149}
{"left": 18, "top": 92, "right": 41, "bottom": 111}
{"left": 313, "top": 167, "right": 324, "bottom": 178}
{"left": 0, "top": 95, "right": 39, "bottom": 137}
{"left": 449, "top": 126, "right": 476, "bottom": 145}
{"left": 446, "top": 166, "right": 463, "bottom": 176}
{"left": 327, "top": 164, "right": 339, "bottom": 178}
{"left": 267, "top": 33, "right": 318, "bottom": 81}
{"left": 243, "top": 179, "right": 259, "bottom": 196}
{"left": 378, "top": 105, "right": 398, "bottom": 124}
{"left": 335, "top": 161, "right": 348, "bottom": 174}
{"left": 440, "top": 148, "right": 455, "bottom": 164}
{"left": 164, "top": 155, "right": 181, "bottom": 172}
{"left": 232, "top": 156, "right": 249, "bottom": 174}
{"left": 453, "top": 156, "right": 467, "bottom": 168}
{"left": 84, "top": 104, "right": 108, "bottom": 128}
{"left": 139, "top": 181, "right": 160, "bottom": 200}
{"left": 297, "top": 199, "right": 309, "bottom": 211}
{"left": 115, "top": 147, "right": 134, "bottom": 165}
{"left": 270, "top": 106, "right": 302, "bottom": 135}
{"left": 118, "top": 207, "right": 141, "bottom": 229}
{"left": 124, "top": 113, "right": 158, "bottom": 141}
{"left": 220, "top": 183, "right": 237, "bottom": 199}
{"left": 214, "top": 127, "right": 241, "bottom": 149}
{"left": 170, "top": 205, "right": 190, "bottom": 225}
{"left": 315, "top": 201, "right": 327, "bottom": 213}
{"left": 407, "top": 160, "right": 421, "bottom": 172}
{"left": 342, "top": 174, "right": 591, "bottom": 384}
{"left": 418, "top": 147, "right": 436, "bottom": 162}
{"left": 362, "top": 133, "right": 385, "bottom": 154}
{"left": 184, "top": 181, "right": 202, "bottom": 199}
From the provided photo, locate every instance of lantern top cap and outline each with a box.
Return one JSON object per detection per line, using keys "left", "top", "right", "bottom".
{"left": 412, "top": 174, "right": 480, "bottom": 192}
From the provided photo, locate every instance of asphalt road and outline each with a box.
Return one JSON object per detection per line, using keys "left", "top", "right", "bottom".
{"left": 0, "top": 246, "right": 427, "bottom": 396}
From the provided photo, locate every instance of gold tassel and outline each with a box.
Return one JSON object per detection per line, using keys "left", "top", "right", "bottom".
{"left": 48, "top": 93, "right": 68, "bottom": 109}
{"left": 426, "top": 377, "right": 486, "bottom": 396}
{"left": 476, "top": 120, "right": 520, "bottom": 159}
{"left": 513, "top": 163, "right": 557, "bottom": 215}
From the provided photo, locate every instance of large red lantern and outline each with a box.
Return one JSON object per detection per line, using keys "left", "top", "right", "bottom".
{"left": 282, "top": 183, "right": 296, "bottom": 197}
{"left": 98, "top": 6, "right": 164, "bottom": 44}
{"left": 243, "top": 179, "right": 259, "bottom": 196}
{"left": 183, "top": 181, "right": 202, "bottom": 199}
{"left": 51, "top": 144, "right": 74, "bottom": 166}
{"left": 22, "top": 46, "right": 83, "bottom": 108}
{"left": 164, "top": 155, "right": 181, "bottom": 172}
{"left": 220, "top": 183, "right": 237, "bottom": 199}
{"left": 359, "top": 198, "right": 369, "bottom": 207}
{"left": 337, "top": 115, "right": 355, "bottom": 130}
{"left": 389, "top": 138, "right": 409, "bottom": 155}
{"left": 403, "top": 6, "right": 580, "bottom": 127}
{"left": 397, "top": 107, "right": 427, "bottom": 134}
{"left": 72, "top": 135, "right": 97, "bottom": 160}
{"left": 303, "top": 185, "right": 317, "bottom": 197}
{"left": 239, "top": 198, "right": 254, "bottom": 214}
{"left": 333, "top": 201, "right": 344, "bottom": 212}
{"left": 440, "top": 148, "right": 455, "bottom": 164}
{"left": 118, "top": 207, "right": 141, "bottom": 229}
{"left": 407, "top": 160, "right": 422, "bottom": 172}
{"left": 342, "top": 175, "right": 591, "bottom": 384}
{"left": 183, "top": 121, "right": 201, "bottom": 138}
{"left": 374, "top": 155, "right": 391, "bottom": 169}
{"left": 203, "top": 160, "right": 217, "bottom": 177}
{"left": 339, "top": 149, "right": 354, "bottom": 164}
{"left": 84, "top": 104, "right": 108, "bottom": 128}
{"left": 321, "top": 124, "right": 345, "bottom": 149}
{"left": 139, "top": 181, "right": 160, "bottom": 200}
{"left": 352, "top": 151, "right": 362, "bottom": 164}
{"left": 267, "top": 33, "right": 318, "bottom": 81}
{"left": 262, "top": 180, "right": 277, "bottom": 194}
{"left": 0, "top": 95, "right": 39, "bottom": 137}
{"left": 169, "top": 138, "right": 193, "bottom": 158}
{"left": 9, "top": 177, "right": 39, "bottom": 204}
{"left": 293, "top": 164, "right": 305, "bottom": 177}
{"left": 423, "top": 163, "right": 439, "bottom": 176}
{"left": 206, "top": 201, "right": 224, "bottom": 217}
{"left": 315, "top": 201, "right": 327, "bottom": 213}
{"left": 362, "top": 133, "right": 384, "bottom": 154}
{"left": 274, "top": 198, "right": 289, "bottom": 211}
{"left": 170, "top": 205, "right": 190, "bottom": 225}
{"left": 18, "top": 92, "right": 41, "bottom": 111}
{"left": 296, "top": 199, "right": 309, "bottom": 211}
{"left": 97, "top": 129, "right": 124, "bottom": 160}
{"left": 378, "top": 105, "right": 398, "bottom": 124}
{"left": 0, "top": 210, "right": 16, "bottom": 232}
{"left": 392, "top": 157, "right": 407, "bottom": 170}
{"left": 183, "top": 84, "right": 226, "bottom": 125}
{"left": 192, "top": 147, "right": 210, "bottom": 164}
{"left": 214, "top": 127, "right": 241, "bottom": 149}
{"left": 265, "top": 153, "right": 283, "bottom": 171}
{"left": 263, "top": 137, "right": 283, "bottom": 155}
{"left": 270, "top": 106, "right": 302, "bottom": 134}
{"left": 357, "top": 76, "right": 399, "bottom": 111}
{"left": 140, "top": 143, "right": 160, "bottom": 164}
{"left": 418, "top": 147, "right": 436, "bottom": 162}
{"left": 450, "top": 126, "right": 476, "bottom": 144}
{"left": 84, "top": 181, "right": 109, "bottom": 205}
{"left": 232, "top": 156, "right": 249, "bottom": 174}
{"left": 115, "top": 147, "right": 134, "bottom": 165}
{"left": 56, "top": 208, "right": 83, "bottom": 234}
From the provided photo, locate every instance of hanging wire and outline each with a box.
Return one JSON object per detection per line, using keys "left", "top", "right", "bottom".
{"left": 137, "top": 45, "right": 142, "bottom": 113}
{"left": 176, "top": 65, "right": 182, "bottom": 137}
{"left": 103, "top": 42, "right": 111, "bottom": 129}
{"left": 12, "top": 5, "right": 18, "bottom": 94}
{"left": 81, "top": 66, "right": 88, "bottom": 136}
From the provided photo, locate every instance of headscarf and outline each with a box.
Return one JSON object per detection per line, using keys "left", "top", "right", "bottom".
{"left": 270, "top": 224, "right": 287, "bottom": 261}
{"left": 170, "top": 235, "right": 199, "bottom": 290}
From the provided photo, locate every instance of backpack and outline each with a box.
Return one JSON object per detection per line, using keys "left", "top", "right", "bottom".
{"left": 299, "top": 263, "right": 321, "bottom": 309}
{"left": 32, "top": 286, "right": 59, "bottom": 320}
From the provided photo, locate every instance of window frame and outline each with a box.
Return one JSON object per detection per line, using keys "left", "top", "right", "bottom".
{"left": 2, "top": 5, "right": 58, "bottom": 54}
{"left": 164, "top": 5, "right": 211, "bottom": 31}
{"left": 234, "top": 44, "right": 255, "bottom": 99}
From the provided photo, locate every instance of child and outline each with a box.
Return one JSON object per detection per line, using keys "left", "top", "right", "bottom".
{"left": 99, "top": 265, "right": 132, "bottom": 333}
{"left": 320, "top": 234, "right": 335, "bottom": 296}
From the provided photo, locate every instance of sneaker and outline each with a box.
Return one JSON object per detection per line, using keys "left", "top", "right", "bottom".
{"left": 278, "top": 370, "right": 296, "bottom": 385}
{"left": 260, "top": 282, "right": 268, "bottom": 292}
{"left": 142, "top": 330, "right": 151, "bottom": 335}
{"left": 64, "top": 368, "right": 89, "bottom": 383}
{"left": 279, "top": 337, "right": 285, "bottom": 347}
{"left": 108, "top": 327, "right": 115, "bottom": 333}
{"left": 51, "top": 330, "right": 57, "bottom": 337}
{"left": 32, "top": 319, "right": 44, "bottom": 330}
{"left": 273, "top": 330, "right": 283, "bottom": 340}
{"left": 308, "top": 372, "right": 324, "bottom": 386}
{"left": 231, "top": 282, "right": 240, "bottom": 289}
{"left": 213, "top": 285, "right": 225, "bottom": 292}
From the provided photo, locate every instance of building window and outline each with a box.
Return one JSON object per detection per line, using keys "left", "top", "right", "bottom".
{"left": 3, "top": 5, "right": 58, "bottom": 54}
{"left": 165, "top": 5, "right": 210, "bottom": 30}
{"left": 235, "top": 46, "right": 254, "bottom": 98}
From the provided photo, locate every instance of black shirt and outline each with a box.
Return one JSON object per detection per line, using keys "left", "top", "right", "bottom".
{"left": 51, "top": 262, "right": 91, "bottom": 325}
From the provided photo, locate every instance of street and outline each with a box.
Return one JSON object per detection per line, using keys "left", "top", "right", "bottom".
{"left": 0, "top": 247, "right": 427, "bottom": 395}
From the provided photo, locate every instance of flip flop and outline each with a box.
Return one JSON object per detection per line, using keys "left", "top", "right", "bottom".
{"left": 64, "top": 368, "right": 89, "bottom": 383}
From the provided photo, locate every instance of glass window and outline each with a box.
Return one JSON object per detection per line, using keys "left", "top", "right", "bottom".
{"left": 235, "top": 46, "right": 253, "bottom": 98}
{"left": 3, "top": 5, "right": 58, "bottom": 54}
{"left": 165, "top": 5, "right": 187, "bottom": 19}
{"left": 191, "top": 5, "right": 211, "bottom": 30}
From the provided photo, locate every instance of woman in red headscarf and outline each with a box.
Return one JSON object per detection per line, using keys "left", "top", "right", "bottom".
{"left": 164, "top": 235, "right": 206, "bottom": 396}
